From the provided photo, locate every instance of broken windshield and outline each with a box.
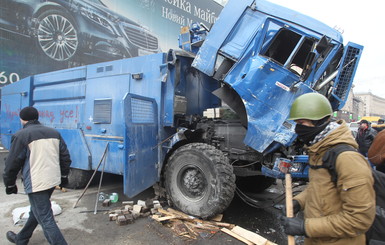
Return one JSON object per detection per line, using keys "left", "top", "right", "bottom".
{"left": 260, "top": 20, "right": 316, "bottom": 77}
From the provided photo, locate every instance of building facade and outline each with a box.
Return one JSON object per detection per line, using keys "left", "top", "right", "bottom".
{"left": 339, "top": 91, "right": 385, "bottom": 122}
{"left": 355, "top": 92, "right": 385, "bottom": 118}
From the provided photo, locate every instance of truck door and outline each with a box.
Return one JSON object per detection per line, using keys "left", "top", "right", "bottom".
{"left": 123, "top": 93, "right": 158, "bottom": 197}
{"left": 0, "top": 77, "right": 31, "bottom": 149}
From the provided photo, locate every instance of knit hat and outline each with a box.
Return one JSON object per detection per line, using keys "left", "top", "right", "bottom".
{"left": 360, "top": 119, "right": 370, "bottom": 125}
{"left": 20, "top": 106, "right": 39, "bottom": 121}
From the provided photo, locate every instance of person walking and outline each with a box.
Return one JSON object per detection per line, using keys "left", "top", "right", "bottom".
{"left": 355, "top": 119, "right": 377, "bottom": 156}
{"left": 280, "top": 93, "right": 375, "bottom": 244}
{"left": 3, "top": 106, "right": 71, "bottom": 245}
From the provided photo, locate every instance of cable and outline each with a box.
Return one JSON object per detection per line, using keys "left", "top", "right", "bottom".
{"left": 235, "top": 181, "right": 306, "bottom": 209}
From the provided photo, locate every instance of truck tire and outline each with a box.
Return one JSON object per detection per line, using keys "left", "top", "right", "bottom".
{"left": 66, "top": 168, "right": 92, "bottom": 189}
{"left": 165, "top": 143, "right": 236, "bottom": 219}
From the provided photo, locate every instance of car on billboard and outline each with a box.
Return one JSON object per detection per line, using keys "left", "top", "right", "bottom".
{"left": 0, "top": 0, "right": 159, "bottom": 63}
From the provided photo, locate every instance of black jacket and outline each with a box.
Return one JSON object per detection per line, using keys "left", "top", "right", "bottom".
{"left": 3, "top": 120, "right": 71, "bottom": 193}
{"left": 355, "top": 127, "right": 377, "bottom": 155}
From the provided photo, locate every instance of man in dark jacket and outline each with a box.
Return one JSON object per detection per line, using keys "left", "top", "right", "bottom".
{"left": 355, "top": 119, "right": 377, "bottom": 156}
{"left": 3, "top": 106, "right": 71, "bottom": 245}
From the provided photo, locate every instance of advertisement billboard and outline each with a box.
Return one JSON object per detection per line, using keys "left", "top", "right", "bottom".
{"left": 0, "top": 0, "right": 223, "bottom": 87}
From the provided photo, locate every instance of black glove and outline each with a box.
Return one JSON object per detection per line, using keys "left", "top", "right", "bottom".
{"left": 6, "top": 185, "right": 18, "bottom": 195}
{"left": 282, "top": 199, "right": 301, "bottom": 216}
{"left": 59, "top": 176, "right": 68, "bottom": 189}
{"left": 280, "top": 216, "right": 306, "bottom": 236}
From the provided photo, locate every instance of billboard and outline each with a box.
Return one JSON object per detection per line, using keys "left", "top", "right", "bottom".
{"left": 0, "top": 0, "right": 223, "bottom": 87}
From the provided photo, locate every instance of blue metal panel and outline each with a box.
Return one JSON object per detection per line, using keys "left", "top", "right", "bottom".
{"left": 220, "top": 8, "right": 264, "bottom": 60}
{"left": 34, "top": 100, "right": 84, "bottom": 128}
{"left": 123, "top": 94, "right": 158, "bottom": 197}
{"left": 57, "top": 129, "right": 91, "bottom": 170}
{"left": 193, "top": 0, "right": 343, "bottom": 77}
{"left": 192, "top": 0, "right": 254, "bottom": 76}
{"left": 225, "top": 55, "right": 314, "bottom": 152}
{"left": 254, "top": 0, "right": 342, "bottom": 42}
{"left": 81, "top": 54, "right": 166, "bottom": 182}
{"left": 88, "top": 138, "right": 124, "bottom": 174}
{"left": 0, "top": 77, "right": 32, "bottom": 149}
{"left": 34, "top": 66, "right": 86, "bottom": 86}
{"left": 33, "top": 81, "right": 86, "bottom": 101}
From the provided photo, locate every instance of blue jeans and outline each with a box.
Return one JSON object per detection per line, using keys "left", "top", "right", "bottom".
{"left": 15, "top": 188, "right": 67, "bottom": 245}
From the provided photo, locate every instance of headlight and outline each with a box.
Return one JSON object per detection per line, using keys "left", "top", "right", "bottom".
{"left": 80, "top": 7, "right": 116, "bottom": 35}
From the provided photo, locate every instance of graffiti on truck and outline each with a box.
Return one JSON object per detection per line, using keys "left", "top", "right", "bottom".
{"left": 3, "top": 104, "right": 79, "bottom": 124}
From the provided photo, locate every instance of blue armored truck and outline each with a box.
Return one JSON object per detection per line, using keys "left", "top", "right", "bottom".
{"left": 1, "top": 0, "right": 362, "bottom": 218}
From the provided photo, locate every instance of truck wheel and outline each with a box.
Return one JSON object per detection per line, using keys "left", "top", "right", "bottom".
{"left": 66, "top": 168, "right": 92, "bottom": 189}
{"left": 35, "top": 9, "right": 79, "bottom": 61}
{"left": 165, "top": 143, "right": 236, "bottom": 219}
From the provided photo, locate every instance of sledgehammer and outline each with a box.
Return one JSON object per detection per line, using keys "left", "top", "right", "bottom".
{"left": 280, "top": 160, "right": 295, "bottom": 245}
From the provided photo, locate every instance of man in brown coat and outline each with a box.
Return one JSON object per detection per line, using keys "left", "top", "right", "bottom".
{"left": 281, "top": 93, "right": 375, "bottom": 245}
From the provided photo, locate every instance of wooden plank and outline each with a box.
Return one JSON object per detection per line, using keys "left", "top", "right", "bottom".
{"left": 151, "top": 215, "right": 177, "bottom": 222}
{"left": 158, "top": 208, "right": 175, "bottom": 217}
{"left": 183, "top": 221, "right": 198, "bottom": 237}
{"left": 211, "top": 214, "right": 223, "bottom": 222}
{"left": 266, "top": 242, "right": 277, "bottom": 245}
{"left": 221, "top": 228, "right": 255, "bottom": 245}
{"left": 165, "top": 208, "right": 233, "bottom": 228}
{"left": 231, "top": 226, "right": 268, "bottom": 245}
{"left": 207, "top": 221, "right": 234, "bottom": 228}
{"left": 167, "top": 208, "right": 195, "bottom": 220}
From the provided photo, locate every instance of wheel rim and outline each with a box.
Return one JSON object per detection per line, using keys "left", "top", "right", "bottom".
{"left": 37, "top": 14, "right": 78, "bottom": 61}
{"left": 177, "top": 164, "right": 208, "bottom": 200}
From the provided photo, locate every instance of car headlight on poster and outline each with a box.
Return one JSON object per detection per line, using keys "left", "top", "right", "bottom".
{"left": 80, "top": 7, "right": 116, "bottom": 35}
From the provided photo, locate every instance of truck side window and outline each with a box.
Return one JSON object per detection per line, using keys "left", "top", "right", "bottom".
{"left": 93, "top": 99, "right": 112, "bottom": 124}
{"left": 261, "top": 21, "right": 315, "bottom": 76}
{"left": 263, "top": 29, "right": 301, "bottom": 65}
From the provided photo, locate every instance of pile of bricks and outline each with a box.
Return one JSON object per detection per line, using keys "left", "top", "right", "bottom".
{"left": 106, "top": 199, "right": 163, "bottom": 226}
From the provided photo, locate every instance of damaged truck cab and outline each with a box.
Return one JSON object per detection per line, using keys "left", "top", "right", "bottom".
{"left": 1, "top": 0, "right": 362, "bottom": 218}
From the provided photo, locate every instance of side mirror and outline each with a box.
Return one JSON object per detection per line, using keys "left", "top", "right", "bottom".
{"left": 315, "top": 35, "right": 330, "bottom": 54}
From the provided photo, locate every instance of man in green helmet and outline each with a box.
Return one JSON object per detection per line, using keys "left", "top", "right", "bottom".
{"left": 280, "top": 93, "right": 375, "bottom": 245}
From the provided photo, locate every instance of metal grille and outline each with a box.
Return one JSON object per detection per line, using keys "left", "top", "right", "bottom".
{"left": 94, "top": 99, "right": 112, "bottom": 124}
{"left": 131, "top": 98, "right": 154, "bottom": 123}
{"left": 123, "top": 24, "right": 158, "bottom": 50}
{"left": 334, "top": 46, "right": 361, "bottom": 101}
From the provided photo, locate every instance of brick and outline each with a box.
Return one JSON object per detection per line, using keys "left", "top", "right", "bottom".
{"left": 109, "top": 213, "right": 118, "bottom": 221}
{"left": 153, "top": 203, "right": 162, "bottom": 210}
{"left": 102, "top": 199, "right": 111, "bottom": 207}
{"left": 124, "top": 213, "right": 134, "bottom": 224}
{"left": 122, "top": 201, "right": 134, "bottom": 205}
{"left": 132, "top": 204, "right": 142, "bottom": 214}
{"left": 137, "top": 200, "right": 147, "bottom": 208}
{"left": 116, "top": 215, "right": 128, "bottom": 226}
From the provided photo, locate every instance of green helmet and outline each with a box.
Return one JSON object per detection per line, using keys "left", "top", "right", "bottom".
{"left": 288, "top": 93, "right": 333, "bottom": 121}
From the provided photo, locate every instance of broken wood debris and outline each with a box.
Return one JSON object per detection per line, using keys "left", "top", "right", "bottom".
{"left": 106, "top": 199, "right": 276, "bottom": 244}
{"left": 150, "top": 208, "right": 276, "bottom": 244}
